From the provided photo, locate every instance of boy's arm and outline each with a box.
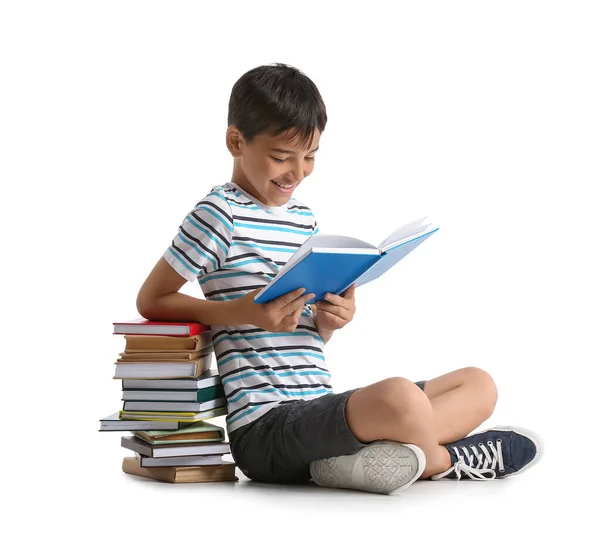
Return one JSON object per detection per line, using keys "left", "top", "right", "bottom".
{"left": 137, "top": 257, "right": 248, "bottom": 326}
{"left": 137, "top": 257, "right": 315, "bottom": 331}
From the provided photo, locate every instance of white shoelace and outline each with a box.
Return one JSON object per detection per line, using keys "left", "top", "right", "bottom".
{"left": 432, "top": 439, "right": 506, "bottom": 481}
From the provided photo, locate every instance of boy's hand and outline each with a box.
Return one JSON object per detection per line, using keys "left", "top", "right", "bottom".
{"left": 235, "top": 287, "right": 315, "bottom": 333}
{"left": 313, "top": 283, "right": 356, "bottom": 334}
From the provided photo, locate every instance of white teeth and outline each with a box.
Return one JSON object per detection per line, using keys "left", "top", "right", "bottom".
{"left": 274, "top": 181, "right": 293, "bottom": 188}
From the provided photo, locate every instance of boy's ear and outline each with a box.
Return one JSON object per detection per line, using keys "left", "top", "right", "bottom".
{"left": 226, "top": 125, "right": 244, "bottom": 158}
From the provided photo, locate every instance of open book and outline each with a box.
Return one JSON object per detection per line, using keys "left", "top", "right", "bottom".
{"left": 254, "top": 217, "right": 438, "bottom": 304}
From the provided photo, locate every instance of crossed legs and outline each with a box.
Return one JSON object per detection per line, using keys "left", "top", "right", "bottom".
{"left": 345, "top": 367, "right": 498, "bottom": 479}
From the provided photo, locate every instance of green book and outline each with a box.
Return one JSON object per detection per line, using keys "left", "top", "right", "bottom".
{"left": 121, "top": 384, "right": 225, "bottom": 403}
{"left": 132, "top": 420, "right": 226, "bottom": 445}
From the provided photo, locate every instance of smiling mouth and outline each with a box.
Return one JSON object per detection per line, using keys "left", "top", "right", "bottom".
{"left": 272, "top": 180, "right": 296, "bottom": 192}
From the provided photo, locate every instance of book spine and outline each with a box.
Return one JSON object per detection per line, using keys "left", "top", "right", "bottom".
{"left": 121, "top": 376, "right": 221, "bottom": 390}
{"left": 121, "top": 384, "right": 225, "bottom": 402}
{"left": 124, "top": 331, "right": 213, "bottom": 351}
{"left": 122, "top": 397, "right": 226, "bottom": 412}
{"left": 122, "top": 457, "right": 238, "bottom": 483}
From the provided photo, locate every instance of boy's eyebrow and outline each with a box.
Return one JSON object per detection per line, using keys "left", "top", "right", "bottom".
{"left": 270, "top": 146, "right": 319, "bottom": 155}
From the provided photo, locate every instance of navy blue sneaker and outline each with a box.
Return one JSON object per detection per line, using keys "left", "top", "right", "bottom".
{"left": 432, "top": 426, "right": 544, "bottom": 481}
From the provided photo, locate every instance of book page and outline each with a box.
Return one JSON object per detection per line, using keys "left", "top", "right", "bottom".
{"left": 309, "top": 234, "right": 378, "bottom": 250}
{"left": 378, "top": 217, "right": 433, "bottom": 252}
{"left": 357, "top": 230, "right": 436, "bottom": 287}
{"left": 287, "top": 233, "right": 377, "bottom": 270}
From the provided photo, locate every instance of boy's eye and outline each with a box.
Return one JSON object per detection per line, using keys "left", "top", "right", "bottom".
{"left": 270, "top": 156, "right": 315, "bottom": 164}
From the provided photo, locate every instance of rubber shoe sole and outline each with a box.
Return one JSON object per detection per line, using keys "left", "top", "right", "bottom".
{"left": 309, "top": 441, "right": 426, "bottom": 494}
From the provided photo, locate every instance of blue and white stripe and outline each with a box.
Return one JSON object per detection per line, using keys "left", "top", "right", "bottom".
{"left": 164, "top": 182, "right": 326, "bottom": 433}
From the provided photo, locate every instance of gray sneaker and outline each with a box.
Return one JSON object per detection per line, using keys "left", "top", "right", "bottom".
{"left": 309, "top": 441, "right": 426, "bottom": 494}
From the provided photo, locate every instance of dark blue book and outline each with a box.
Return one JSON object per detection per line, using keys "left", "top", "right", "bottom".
{"left": 254, "top": 217, "right": 438, "bottom": 304}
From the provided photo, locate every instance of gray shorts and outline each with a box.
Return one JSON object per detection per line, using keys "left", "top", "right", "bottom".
{"left": 228, "top": 380, "right": 427, "bottom": 484}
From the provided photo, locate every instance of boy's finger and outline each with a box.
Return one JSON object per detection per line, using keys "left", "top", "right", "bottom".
{"left": 342, "top": 283, "right": 357, "bottom": 297}
{"left": 285, "top": 293, "right": 314, "bottom": 315}
{"left": 292, "top": 293, "right": 315, "bottom": 308}
{"left": 303, "top": 292, "right": 316, "bottom": 304}
{"left": 321, "top": 292, "right": 349, "bottom": 307}
{"left": 314, "top": 307, "right": 346, "bottom": 327}
{"left": 274, "top": 287, "right": 306, "bottom": 308}
{"left": 315, "top": 304, "right": 348, "bottom": 319}
{"left": 283, "top": 301, "right": 305, "bottom": 323}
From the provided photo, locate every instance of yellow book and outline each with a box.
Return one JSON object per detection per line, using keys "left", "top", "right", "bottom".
{"left": 119, "top": 406, "right": 227, "bottom": 422}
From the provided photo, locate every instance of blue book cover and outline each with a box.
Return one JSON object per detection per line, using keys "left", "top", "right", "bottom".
{"left": 254, "top": 218, "right": 439, "bottom": 304}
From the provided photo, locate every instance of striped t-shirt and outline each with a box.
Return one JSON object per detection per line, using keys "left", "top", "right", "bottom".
{"left": 163, "top": 181, "right": 331, "bottom": 433}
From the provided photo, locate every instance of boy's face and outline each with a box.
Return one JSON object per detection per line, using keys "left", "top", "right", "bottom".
{"left": 227, "top": 127, "right": 321, "bottom": 207}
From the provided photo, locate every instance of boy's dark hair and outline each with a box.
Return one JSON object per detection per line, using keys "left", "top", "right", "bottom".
{"left": 228, "top": 63, "right": 327, "bottom": 148}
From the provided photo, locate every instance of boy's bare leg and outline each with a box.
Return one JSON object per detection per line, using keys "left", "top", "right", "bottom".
{"left": 345, "top": 367, "right": 498, "bottom": 479}
{"left": 421, "top": 366, "right": 498, "bottom": 445}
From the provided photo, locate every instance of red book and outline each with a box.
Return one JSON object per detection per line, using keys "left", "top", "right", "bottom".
{"left": 113, "top": 318, "right": 210, "bottom": 337}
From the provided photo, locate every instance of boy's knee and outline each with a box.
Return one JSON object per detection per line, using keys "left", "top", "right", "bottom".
{"left": 346, "top": 377, "right": 432, "bottom": 442}
{"left": 374, "top": 377, "right": 432, "bottom": 423}
{"left": 464, "top": 366, "right": 498, "bottom": 416}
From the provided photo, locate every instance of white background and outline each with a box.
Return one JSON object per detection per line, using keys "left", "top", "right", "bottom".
{"left": 1, "top": 1, "right": 598, "bottom": 542}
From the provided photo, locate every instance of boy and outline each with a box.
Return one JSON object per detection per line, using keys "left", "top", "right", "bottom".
{"left": 136, "top": 63, "right": 543, "bottom": 494}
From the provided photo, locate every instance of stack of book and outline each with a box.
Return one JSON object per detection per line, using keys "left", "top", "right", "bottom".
{"left": 99, "top": 318, "right": 237, "bottom": 484}
{"left": 121, "top": 421, "right": 237, "bottom": 483}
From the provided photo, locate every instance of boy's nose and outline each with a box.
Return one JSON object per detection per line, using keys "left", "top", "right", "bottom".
{"left": 289, "top": 163, "right": 305, "bottom": 182}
